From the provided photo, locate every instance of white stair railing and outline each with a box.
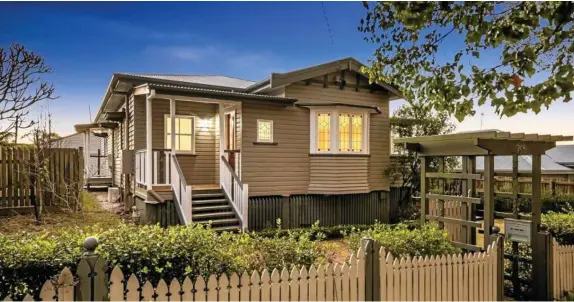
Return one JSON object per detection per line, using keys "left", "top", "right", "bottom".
{"left": 170, "top": 153, "right": 192, "bottom": 225}
{"left": 220, "top": 155, "right": 249, "bottom": 230}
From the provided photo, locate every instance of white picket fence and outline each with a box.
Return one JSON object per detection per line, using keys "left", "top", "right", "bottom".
{"left": 5, "top": 240, "right": 502, "bottom": 301}
{"left": 380, "top": 243, "right": 499, "bottom": 301}
{"left": 553, "top": 240, "right": 574, "bottom": 299}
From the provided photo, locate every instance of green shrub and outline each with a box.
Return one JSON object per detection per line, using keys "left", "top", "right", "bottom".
{"left": 256, "top": 222, "right": 374, "bottom": 240}
{"left": 0, "top": 223, "right": 323, "bottom": 300}
{"left": 542, "top": 212, "right": 574, "bottom": 244}
{"left": 346, "top": 222, "right": 460, "bottom": 258}
{"left": 494, "top": 194, "right": 574, "bottom": 214}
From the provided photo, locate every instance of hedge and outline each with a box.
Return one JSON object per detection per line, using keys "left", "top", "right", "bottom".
{"left": 494, "top": 194, "right": 574, "bottom": 213}
{"left": 346, "top": 222, "right": 460, "bottom": 258}
{"left": 543, "top": 212, "right": 574, "bottom": 245}
{"left": 0, "top": 224, "right": 324, "bottom": 300}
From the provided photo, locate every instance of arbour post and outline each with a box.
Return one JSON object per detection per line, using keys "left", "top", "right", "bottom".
{"left": 76, "top": 236, "right": 108, "bottom": 301}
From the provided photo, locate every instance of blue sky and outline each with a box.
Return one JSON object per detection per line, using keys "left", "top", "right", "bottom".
{"left": 1, "top": 2, "right": 573, "bottom": 139}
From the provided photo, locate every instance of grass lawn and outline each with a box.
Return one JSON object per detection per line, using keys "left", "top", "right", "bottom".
{"left": 476, "top": 218, "right": 506, "bottom": 248}
{"left": 0, "top": 190, "right": 123, "bottom": 236}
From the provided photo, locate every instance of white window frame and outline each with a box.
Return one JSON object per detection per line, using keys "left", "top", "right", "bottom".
{"left": 309, "top": 107, "right": 370, "bottom": 155}
{"left": 257, "top": 119, "right": 274, "bottom": 143}
{"left": 164, "top": 114, "right": 196, "bottom": 154}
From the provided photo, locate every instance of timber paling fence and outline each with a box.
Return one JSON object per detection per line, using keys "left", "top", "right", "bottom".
{"left": 0, "top": 146, "right": 83, "bottom": 213}
{"left": 4, "top": 237, "right": 502, "bottom": 301}
{"left": 553, "top": 240, "right": 574, "bottom": 299}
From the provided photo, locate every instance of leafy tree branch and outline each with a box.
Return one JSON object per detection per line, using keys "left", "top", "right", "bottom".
{"left": 360, "top": 2, "right": 574, "bottom": 120}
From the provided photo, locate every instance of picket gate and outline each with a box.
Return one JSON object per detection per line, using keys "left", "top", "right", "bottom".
{"left": 553, "top": 240, "right": 574, "bottom": 299}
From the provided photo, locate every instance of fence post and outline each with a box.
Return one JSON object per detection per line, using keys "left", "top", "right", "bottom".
{"left": 76, "top": 236, "right": 108, "bottom": 301}
{"left": 490, "top": 226, "right": 504, "bottom": 301}
{"left": 361, "top": 237, "right": 381, "bottom": 301}
{"left": 532, "top": 224, "right": 554, "bottom": 301}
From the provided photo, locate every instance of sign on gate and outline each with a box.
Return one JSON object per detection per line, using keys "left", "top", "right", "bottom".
{"left": 505, "top": 218, "right": 531, "bottom": 243}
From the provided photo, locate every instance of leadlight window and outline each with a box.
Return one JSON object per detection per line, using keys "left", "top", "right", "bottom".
{"left": 310, "top": 108, "right": 369, "bottom": 155}
{"left": 317, "top": 113, "right": 331, "bottom": 152}
{"left": 257, "top": 119, "right": 274, "bottom": 142}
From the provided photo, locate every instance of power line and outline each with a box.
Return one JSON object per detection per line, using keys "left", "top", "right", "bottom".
{"left": 321, "top": 2, "right": 334, "bottom": 45}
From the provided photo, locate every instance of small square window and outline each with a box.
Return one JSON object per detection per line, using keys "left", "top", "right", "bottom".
{"left": 257, "top": 119, "right": 273, "bottom": 143}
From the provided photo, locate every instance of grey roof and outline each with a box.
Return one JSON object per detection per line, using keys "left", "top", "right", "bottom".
{"left": 546, "top": 145, "right": 574, "bottom": 165}
{"left": 116, "top": 73, "right": 256, "bottom": 89}
{"left": 475, "top": 155, "right": 574, "bottom": 173}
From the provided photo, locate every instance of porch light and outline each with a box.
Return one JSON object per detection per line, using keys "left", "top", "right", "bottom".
{"left": 91, "top": 127, "right": 108, "bottom": 137}
{"left": 199, "top": 118, "right": 210, "bottom": 130}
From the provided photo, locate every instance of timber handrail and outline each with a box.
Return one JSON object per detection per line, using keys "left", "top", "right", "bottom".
{"left": 220, "top": 155, "right": 243, "bottom": 187}
{"left": 220, "top": 155, "right": 248, "bottom": 230}
{"left": 170, "top": 153, "right": 192, "bottom": 225}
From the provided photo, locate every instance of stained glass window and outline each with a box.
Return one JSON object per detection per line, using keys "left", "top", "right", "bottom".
{"left": 165, "top": 116, "right": 195, "bottom": 152}
{"left": 339, "top": 114, "right": 350, "bottom": 151}
{"left": 317, "top": 113, "right": 331, "bottom": 151}
{"left": 257, "top": 119, "right": 273, "bottom": 142}
{"left": 351, "top": 114, "right": 363, "bottom": 152}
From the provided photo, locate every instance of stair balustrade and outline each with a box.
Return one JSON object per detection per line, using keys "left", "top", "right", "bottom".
{"left": 220, "top": 155, "right": 249, "bottom": 230}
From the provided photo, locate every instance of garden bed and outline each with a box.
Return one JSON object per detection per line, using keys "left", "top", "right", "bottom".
{"left": 0, "top": 191, "right": 123, "bottom": 236}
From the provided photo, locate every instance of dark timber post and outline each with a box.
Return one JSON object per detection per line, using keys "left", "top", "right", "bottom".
{"left": 76, "top": 237, "right": 108, "bottom": 301}
{"left": 361, "top": 237, "right": 380, "bottom": 301}
{"left": 531, "top": 154, "right": 553, "bottom": 301}
{"left": 490, "top": 226, "right": 505, "bottom": 301}
{"left": 420, "top": 156, "right": 428, "bottom": 226}
{"left": 483, "top": 155, "right": 495, "bottom": 249}
{"left": 511, "top": 154, "right": 521, "bottom": 299}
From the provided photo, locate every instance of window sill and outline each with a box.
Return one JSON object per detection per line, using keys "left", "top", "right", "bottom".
{"left": 309, "top": 153, "right": 370, "bottom": 157}
{"left": 253, "top": 142, "right": 278, "bottom": 146}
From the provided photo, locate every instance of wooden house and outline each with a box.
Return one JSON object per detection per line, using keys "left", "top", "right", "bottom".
{"left": 80, "top": 58, "right": 402, "bottom": 230}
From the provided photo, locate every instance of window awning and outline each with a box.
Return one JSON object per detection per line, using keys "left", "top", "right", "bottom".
{"left": 295, "top": 102, "right": 382, "bottom": 114}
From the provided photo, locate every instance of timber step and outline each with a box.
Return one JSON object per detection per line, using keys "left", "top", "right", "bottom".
{"left": 192, "top": 211, "right": 235, "bottom": 220}
{"left": 191, "top": 188, "right": 240, "bottom": 231}
{"left": 192, "top": 205, "right": 232, "bottom": 212}
{"left": 192, "top": 193, "right": 226, "bottom": 199}
{"left": 192, "top": 198, "right": 228, "bottom": 205}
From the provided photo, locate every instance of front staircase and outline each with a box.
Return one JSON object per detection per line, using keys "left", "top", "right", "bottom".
{"left": 192, "top": 187, "right": 241, "bottom": 232}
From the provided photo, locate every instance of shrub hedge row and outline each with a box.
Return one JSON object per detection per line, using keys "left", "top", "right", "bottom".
{"left": 346, "top": 222, "right": 460, "bottom": 258}
{"left": 0, "top": 224, "right": 323, "bottom": 300}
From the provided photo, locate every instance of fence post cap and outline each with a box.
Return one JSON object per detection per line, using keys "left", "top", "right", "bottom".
{"left": 83, "top": 236, "right": 99, "bottom": 253}
{"left": 539, "top": 224, "right": 548, "bottom": 232}
{"left": 491, "top": 226, "right": 501, "bottom": 234}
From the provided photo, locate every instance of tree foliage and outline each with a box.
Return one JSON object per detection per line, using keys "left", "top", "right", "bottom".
{"left": 0, "top": 43, "right": 55, "bottom": 138}
{"left": 359, "top": 2, "right": 574, "bottom": 120}
{"left": 389, "top": 101, "right": 455, "bottom": 218}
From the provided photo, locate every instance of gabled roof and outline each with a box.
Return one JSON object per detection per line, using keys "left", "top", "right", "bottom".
{"left": 546, "top": 144, "right": 574, "bottom": 166}
{"left": 115, "top": 73, "right": 256, "bottom": 90}
{"left": 95, "top": 57, "right": 401, "bottom": 122}
{"left": 245, "top": 57, "right": 402, "bottom": 98}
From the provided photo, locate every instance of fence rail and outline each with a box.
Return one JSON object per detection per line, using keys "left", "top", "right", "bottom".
{"left": 553, "top": 240, "right": 574, "bottom": 299}
{"left": 6, "top": 237, "right": 502, "bottom": 301}
{"left": 0, "top": 146, "right": 83, "bottom": 212}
